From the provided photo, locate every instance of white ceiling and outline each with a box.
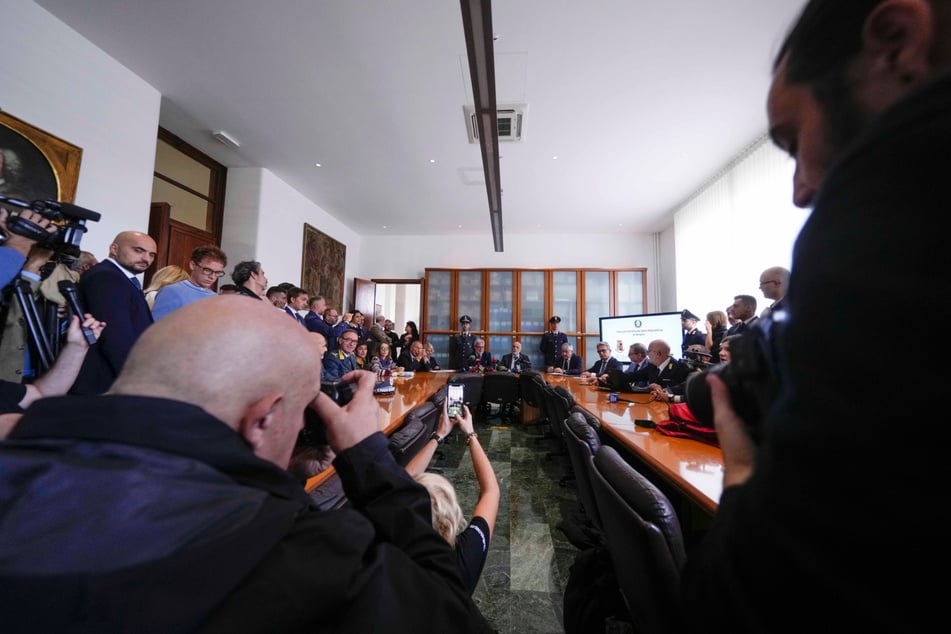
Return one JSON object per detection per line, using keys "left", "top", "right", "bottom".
{"left": 36, "top": 0, "right": 806, "bottom": 242}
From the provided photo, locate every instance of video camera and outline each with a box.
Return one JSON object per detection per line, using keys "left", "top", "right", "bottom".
{"left": 683, "top": 316, "right": 782, "bottom": 443}
{"left": 0, "top": 195, "right": 101, "bottom": 259}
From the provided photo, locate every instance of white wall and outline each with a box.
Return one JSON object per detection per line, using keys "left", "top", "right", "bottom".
{"left": 2, "top": 0, "right": 161, "bottom": 259}
{"left": 224, "top": 168, "right": 363, "bottom": 306}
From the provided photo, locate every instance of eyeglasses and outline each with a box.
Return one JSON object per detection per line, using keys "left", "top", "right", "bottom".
{"left": 341, "top": 337, "right": 358, "bottom": 343}
{"left": 597, "top": 348, "right": 609, "bottom": 353}
{"left": 758, "top": 280, "right": 778, "bottom": 287}
{"left": 196, "top": 265, "right": 226, "bottom": 278}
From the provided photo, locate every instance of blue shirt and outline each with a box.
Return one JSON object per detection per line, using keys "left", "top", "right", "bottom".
{"left": 151, "top": 280, "right": 216, "bottom": 320}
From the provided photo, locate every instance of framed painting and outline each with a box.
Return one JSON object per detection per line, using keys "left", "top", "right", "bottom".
{"left": 0, "top": 110, "right": 82, "bottom": 203}
{"left": 301, "top": 223, "right": 346, "bottom": 312}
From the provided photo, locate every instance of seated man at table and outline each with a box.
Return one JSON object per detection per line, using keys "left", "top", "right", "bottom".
{"left": 646, "top": 339, "right": 691, "bottom": 402}
{"left": 0, "top": 296, "right": 492, "bottom": 632}
{"left": 397, "top": 340, "right": 434, "bottom": 372}
{"left": 547, "top": 342, "right": 583, "bottom": 375}
{"left": 500, "top": 340, "right": 532, "bottom": 373}
{"left": 581, "top": 341, "right": 623, "bottom": 381}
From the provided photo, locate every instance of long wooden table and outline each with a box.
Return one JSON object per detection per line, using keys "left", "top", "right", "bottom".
{"left": 543, "top": 373, "right": 724, "bottom": 516}
{"left": 304, "top": 371, "right": 452, "bottom": 491}
{"left": 304, "top": 370, "right": 723, "bottom": 517}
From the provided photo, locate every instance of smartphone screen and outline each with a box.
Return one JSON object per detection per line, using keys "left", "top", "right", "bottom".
{"left": 447, "top": 384, "right": 464, "bottom": 418}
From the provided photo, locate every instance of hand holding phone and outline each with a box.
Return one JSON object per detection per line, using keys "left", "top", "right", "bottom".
{"left": 447, "top": 384, "right": 464, "bottom": 418}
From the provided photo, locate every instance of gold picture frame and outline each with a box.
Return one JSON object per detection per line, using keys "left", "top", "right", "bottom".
{"left": 0, "top": 110, "right": 82, "bottom": 203}
{"left": 301, "top": 223, "right": 347, "bottom": 312}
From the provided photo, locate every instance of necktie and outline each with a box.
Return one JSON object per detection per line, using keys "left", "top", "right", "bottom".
{"left": 296, "top": 313, "right": 305, "bottom": 325}
{"left": 563, "top": 358, "right": 568, "bottom": 371}
{"left": 131, "top": 277, "right": 142, "bottom": 291}
{"left": 598, "top": 361, "right": 605, "bottom": 375}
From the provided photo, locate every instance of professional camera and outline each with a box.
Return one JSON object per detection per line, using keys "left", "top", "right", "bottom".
{"left": 0, "top": 195, "right": 101, "bottom": 259}
{"left": 683, "top": 317, "right": 782, "bottom": 443}
{"left": 682, "top": 346, "right": 714, "bottom": 372}
{"left": 298, "top": 380, "right": 357, "bottom": 447}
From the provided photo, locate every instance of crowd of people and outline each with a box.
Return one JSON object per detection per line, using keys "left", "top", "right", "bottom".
{"left": 0, "top": 0, "right": 944, "bottom": 630}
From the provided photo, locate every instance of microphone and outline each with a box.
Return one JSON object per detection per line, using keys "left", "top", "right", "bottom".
{"left": 57, "top": 280, "right": 98, "bottom": 345}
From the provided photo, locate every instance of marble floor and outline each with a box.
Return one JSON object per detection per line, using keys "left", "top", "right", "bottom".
{"left": 427, "top": 413, "right": 584, "bottom": 634}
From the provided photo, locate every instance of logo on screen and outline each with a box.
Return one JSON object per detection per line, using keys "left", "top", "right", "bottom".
{"left": 634, "top": 319, "right": 643, "bottom": 328}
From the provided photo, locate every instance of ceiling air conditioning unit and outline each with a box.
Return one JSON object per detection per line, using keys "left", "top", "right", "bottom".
{"left": 464, "top": 104, "right": 526, "bottom": 143}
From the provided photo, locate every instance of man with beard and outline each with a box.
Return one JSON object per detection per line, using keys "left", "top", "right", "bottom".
{"left": 683, "top": 1, "right": 951, "bottom": 631}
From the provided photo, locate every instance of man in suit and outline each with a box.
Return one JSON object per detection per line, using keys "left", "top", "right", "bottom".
{"left": 581, "top": 341, "right": 622, "bottom": 381}
{"left": 725, "top": 294, "right": 758, "bottom": 336}
{"left": 547, "top": 342, "right": 583, "bottom": 375}
{"left": 500, "top": 340, "right": 532, "bottom": 373}
{"left": 284, "top": 286, "right": 309, "bottom": 326}
{"left": 397, "top": 340, "right": 433, "bottom": 372}
{"left": 71, "top": 230, "right": 156, "bottom": 395}
{"left": 307, "top": 306, "right": 351, "bottom": 354}
{"left": 368, "top": 314, "right": 389, "bottom": 357}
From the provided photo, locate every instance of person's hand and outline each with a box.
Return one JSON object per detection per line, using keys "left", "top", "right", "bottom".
{"left": 706, "top": 372, "right": 755, "bottom": 487}
{"left": 452, "top": 404, "right": 474, "bottom": 435}
{"left": 436, "top": 402, "right": 454, "bottom": 438}
{"left": 65, "top": 313, "right": 105, "bottom": 347}
{"left": 23, "top": 245, "right": 54, "bottom": 274}
{"left": 310, "top": 370, "right": 382, "bottom": 453}
{"left": 341, "top": 312, "right": 353, "bottom": 324}
{"left": 0, "top": 208, "right": 56, "bottom": 256}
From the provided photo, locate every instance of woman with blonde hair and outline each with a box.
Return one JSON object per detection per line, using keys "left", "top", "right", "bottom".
{"left": 143, "top": 265, "right": 188, "bottom": 310}
{"left": 406, "top": 403, "right": 499, "bottom": 595}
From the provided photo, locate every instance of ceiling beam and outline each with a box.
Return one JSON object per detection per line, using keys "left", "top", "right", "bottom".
{"left": 460, "top": 0, "right": 503, "bottom": 252}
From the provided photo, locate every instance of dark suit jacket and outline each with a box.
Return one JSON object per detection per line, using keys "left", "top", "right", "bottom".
{"left": 550, "top": 353, "right": 583, "bottom": 375}
{"left": 71, "top": 260, "right": 152, "bottom": 394}
{"left": 500, "top": 352, "right": 532, "bottom": 372}
{"left": 586, "top": 356, "right": 622, "bottom": 375}
{"left": 397, "top": 350, "right": 432, "bottom": 372}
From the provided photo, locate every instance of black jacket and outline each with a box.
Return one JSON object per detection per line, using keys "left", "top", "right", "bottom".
{"left": 0, "top": 395, "right": 491, "bottom": 633}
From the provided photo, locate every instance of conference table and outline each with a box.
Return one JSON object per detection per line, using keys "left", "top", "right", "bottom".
{"left": 305, "top": 370, "right": 723, "bottom": 517}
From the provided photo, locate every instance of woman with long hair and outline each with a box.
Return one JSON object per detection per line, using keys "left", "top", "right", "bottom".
{"left": 369, "top": 341, "right": 402, "bottom": 374}
{"left": 398, "top": 320, "right": 420, "bottom": 355}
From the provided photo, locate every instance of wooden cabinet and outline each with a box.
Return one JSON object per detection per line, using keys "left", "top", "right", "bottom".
{"left": 423, "top": 268, "right": 647, "bottom": 370}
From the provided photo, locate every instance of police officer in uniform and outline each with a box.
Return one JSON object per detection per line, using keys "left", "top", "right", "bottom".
{"left": 681, "top": 309, "right": 706, "bottom": 354}
{"left": 539, "top": 315, "right": 568, "bottom": 369}
{"left": 449, "top": 314, "right": 477, "bottom": 370}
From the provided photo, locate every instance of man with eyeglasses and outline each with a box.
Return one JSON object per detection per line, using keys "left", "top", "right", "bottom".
{"left": 757, "top": 266, "right": 790, "bottom": 320}
{"left": 323, "top": 330, "right": 364, "bottom": 380}
{"left": 151, "top": 245, "right": 228, "bottom": 321}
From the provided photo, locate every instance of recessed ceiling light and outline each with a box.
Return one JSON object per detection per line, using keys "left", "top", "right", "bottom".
{"left": 314, "top": 163, "right": 322, "bottom": 168}
{"left": 458, "top": 224, "right": 463, "bottom": 229}
{"left": 382, "top": 225, "right": 388, "bottom": 229}
{"left": 552, "top": 155, "right": 558, "bottom": 160}
{"left": 429, "top": 159, "right": 436, "bottom": 164}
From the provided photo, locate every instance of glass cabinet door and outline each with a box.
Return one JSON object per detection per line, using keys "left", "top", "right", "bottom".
{"left": 488, "top": 270, "right": 513, "bottom": 332}
{"left": 617, "top": 270, "right": 645, "bottom": 315}
{"left": 584, "top": 271, "right": 610, "bottom": 362}
{"left": 552, "top": 271, "right": 578, "bottom": 332}
{"left": 426, "top": 270, "right": 451, "bottom": 331}
{"left": 519, "top": 271, "right": 545, "bottom": 332}
{"left": 457, "top": 271, "right": 483, "bottom": 331}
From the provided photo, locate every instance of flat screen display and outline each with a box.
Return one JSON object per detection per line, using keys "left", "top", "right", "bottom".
{"left": 599, "top": 311, "right": 684, "bottom": 364}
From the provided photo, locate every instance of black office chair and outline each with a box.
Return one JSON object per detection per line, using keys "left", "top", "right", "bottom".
{"left": 544, "top": 385, "right": 573, "bottom": 466}
{"left": 388, "top": 401, "right": 440, "bottom": 467}
{"left": 589, "top": 445, "right": 687, "bottom": 634}
{"left": 480, "top": 371, "right": 520, "bottom": 423}
{"left": 429, "top": 384, "right": 448, "bottom": 410}
{"left": 518, "top": 370, "right": 546, "bottom": 426}
{"left": 564, "top": 407, "right": 604, "bottom": 533}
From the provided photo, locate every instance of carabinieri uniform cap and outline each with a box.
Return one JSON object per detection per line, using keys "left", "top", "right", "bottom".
{"left": 549, "top": 315, "right": 561, "bottom": 323}
{"left": 459, "top": 315, "right": 472, "bottom": 324}
{"left": 681, "top": 309, "right": 700, "bottom": 321}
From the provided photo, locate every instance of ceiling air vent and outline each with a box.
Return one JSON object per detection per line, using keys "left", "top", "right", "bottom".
{"left": 464, "top": 104, "right": 526, "bottom": 143}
